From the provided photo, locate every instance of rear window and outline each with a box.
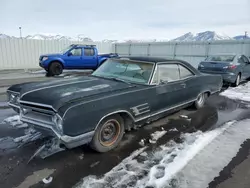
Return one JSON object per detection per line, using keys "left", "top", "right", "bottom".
{"left": 205, "top": 55, "right": 235, "bottom": 62}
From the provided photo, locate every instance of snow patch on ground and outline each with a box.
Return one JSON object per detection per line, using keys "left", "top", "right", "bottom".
{"left": 150, "top": 130, "right": 168, "bottom": 143}
{"left": 220, "top": 83, "right": 250, "bottom": 102}
{"left": 3, "top": 115, "right": 28, "bottom": 128}
{"left": 173, "top": 119, "right": 250, "bottom": 188}
{"left": 75, "top": 119, "right": 248, "bottom": 188}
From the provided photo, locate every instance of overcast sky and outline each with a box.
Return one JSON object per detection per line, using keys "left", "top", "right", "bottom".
{"left": 0, "top": 0, "right": 249, "bottom": 40}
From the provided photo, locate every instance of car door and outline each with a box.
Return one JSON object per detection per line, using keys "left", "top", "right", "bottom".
{"left": 241, "top": 55, "right": 250, "bottom": 79}
{"left": 151, "top": 63, "right": 188, "bottom": 112}
{"left": 82, "top": 48, "right": 98, "bottom": 68}
{"left": 63, "top": 48, "right": 83, "bottom": 68}
{"left": 178, "top": 64, "right": 198, "bottom": 101}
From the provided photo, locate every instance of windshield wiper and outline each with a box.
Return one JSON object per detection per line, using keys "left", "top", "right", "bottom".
{"left": 108, "top": 77, "right": 131, "bottom": 85}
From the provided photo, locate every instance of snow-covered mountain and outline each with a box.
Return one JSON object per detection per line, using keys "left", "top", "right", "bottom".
{"left": 25, "top": 34, "right": 94, "bottom": 42}
{"left": 172, "top": 31, "right": 232, "bottom": 42}
{"left": 0, "top": 31, "right": 248, "bottom": 42}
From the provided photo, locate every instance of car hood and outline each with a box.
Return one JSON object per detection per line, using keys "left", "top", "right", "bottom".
{"left": 40, "top": 53, "right": 63, "bottom": 57}
{"left": 18, "top": 76, "right": 136, "bottom": 111}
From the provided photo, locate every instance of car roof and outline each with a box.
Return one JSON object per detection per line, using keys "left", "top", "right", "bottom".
{"left": 71, "top": 44, "right": 96, "bottom": 48}
{"left": 116, "top": 56, "right": 200, "bottom": 75}
{"left": 118, "top": 56, "right": 182, "bottom": 63}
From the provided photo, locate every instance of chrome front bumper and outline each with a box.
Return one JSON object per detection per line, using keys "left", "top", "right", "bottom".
{"left": 21, "top": 116, "right": 94, "bottom": 149}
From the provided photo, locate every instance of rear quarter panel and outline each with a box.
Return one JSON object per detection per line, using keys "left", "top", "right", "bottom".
{"left": 198, "top": 74, "right": 222, "bottom": 94}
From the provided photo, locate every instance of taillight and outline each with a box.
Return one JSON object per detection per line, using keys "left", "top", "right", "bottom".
{"left": 228, "top": 65, "right": 237, "bottom": 69}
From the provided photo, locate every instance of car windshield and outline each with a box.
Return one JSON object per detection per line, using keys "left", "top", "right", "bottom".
{"left": 60, "top": 45, "right": 74, "bottom": 54}
{"left": 205, "top": 55, "right": 235, "bottom": 62}
{"left": 92, "top": 59, "right": 154, "bottom": 84}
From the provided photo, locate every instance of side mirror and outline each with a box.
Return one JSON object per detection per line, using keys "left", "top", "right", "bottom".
{"left": 68, "top": 52, "right": 73, "bottom": 56}
{"left": 159, "top": 79, "right": 168, "bottom": 85}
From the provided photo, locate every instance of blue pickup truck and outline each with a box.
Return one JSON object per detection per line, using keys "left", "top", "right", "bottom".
{"left": 39, "top": 44, "right": 118, "bottom": 76}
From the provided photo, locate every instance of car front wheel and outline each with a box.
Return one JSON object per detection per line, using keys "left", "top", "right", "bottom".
{"left": 90, "top": 114, "right": 124, "bottom": 153}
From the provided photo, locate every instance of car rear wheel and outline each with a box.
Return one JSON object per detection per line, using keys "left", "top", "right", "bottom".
{"left": 194, "top": 93, "right": 207, "bottom": 109}
{"left": 48, "top": 62, "right": 63, "bottom": 76}
{"left": 233, "top": 74, "right": 241, "bottom": 87}
{"left": 90, "top": 114, "right": 124, "bottom": 153}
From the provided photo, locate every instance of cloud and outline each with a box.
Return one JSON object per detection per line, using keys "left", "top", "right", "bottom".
{"left": 0, "top": 0, "right": 249, "bottom": 40}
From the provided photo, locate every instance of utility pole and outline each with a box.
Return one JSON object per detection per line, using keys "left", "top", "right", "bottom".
{"left": 19, "top": 27, "right": 22, "bottom": 38}
{"left": 245, "top": 31, "right": 248, "bottom": 39}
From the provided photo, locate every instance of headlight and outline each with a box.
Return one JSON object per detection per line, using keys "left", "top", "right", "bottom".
{"left": 199, "top": 64, "right": 204, "bottom": 68}
{"left": 42, "top": 56, "right": 48, "bottom": 61}
{"left": 8, "top": 93, "right": 20, "bottom": 104}
{"left": 52, "top": 114, "right": 63, "bottom": 133}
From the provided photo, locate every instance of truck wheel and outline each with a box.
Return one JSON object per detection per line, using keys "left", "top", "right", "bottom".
{"left": 90, "top": 114, "right": 124, "bottom": 153}
{"left": 49, "top": 62, "right": 63, "bottom": 76}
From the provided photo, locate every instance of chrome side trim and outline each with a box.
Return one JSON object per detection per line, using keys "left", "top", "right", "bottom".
{"left": 94, "top": 110, "right": 135, "bottom": 131}
{"left": 211, "top": 89, "right": 221, "bottom": 94}
{"left": 20, "top": 78, "right": 97, "bottom": 98}
{"left": 135, "top": 99, "right": 196, "bottom": 122}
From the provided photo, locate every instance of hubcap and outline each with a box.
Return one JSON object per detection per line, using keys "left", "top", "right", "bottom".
{"left": 197, "top": 93, "right": 204, "bottom": 105}
{"left": 99, "top": 119, "right": 120, "bottom": 147}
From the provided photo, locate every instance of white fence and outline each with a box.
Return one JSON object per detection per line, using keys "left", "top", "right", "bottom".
{"left": 0, "top": 39, "right": 113, "bottom": 70}
{"left": 113, "top": 40, "right": 250, "bottom": 68}
{"left": 1, "top": 39, "right": 250, "bottom": 70}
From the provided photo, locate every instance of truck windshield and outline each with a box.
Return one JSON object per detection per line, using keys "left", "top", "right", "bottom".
{"left": 60, "top": 45, "right": 73, "bottom": 54}
{"left": 92, "top": 59, "right": 154, "bottom": 84}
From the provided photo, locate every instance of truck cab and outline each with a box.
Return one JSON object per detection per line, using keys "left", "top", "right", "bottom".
{"left": 39, "top": 44, "right": 118, "bottom": 76}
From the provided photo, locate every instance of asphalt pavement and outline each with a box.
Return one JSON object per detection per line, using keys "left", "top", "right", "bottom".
{"left": 0, "top": 70, "right": 250, "bottom": 188}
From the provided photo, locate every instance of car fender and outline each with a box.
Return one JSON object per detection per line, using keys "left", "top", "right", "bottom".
{"left": 93, "top": 110, "right": 135, "bottom": 131}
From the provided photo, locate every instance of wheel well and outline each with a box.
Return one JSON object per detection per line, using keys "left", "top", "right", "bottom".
{"left": 49, "top": 60, "right": 64, "bottom": 69}
{"left": 204, "top": 91, "right": 211, "bottom": 97}
{"left": 118, "top": 112, "right": 134, "bottom": 130}
{"left": 96, "top": 111, "right": 135, "bottom": 131}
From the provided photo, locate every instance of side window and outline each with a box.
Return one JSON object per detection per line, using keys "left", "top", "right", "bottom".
{"left": 84, "top": 48, "right": 95, "bottom": 56}
{"left": 179, "top": 65, "right": 194, "bottom": 79}
{"left": 242, "top": 55, "right": 249, "bottom": 63}
{"left": 70, "top": 48, "right": 82, "bottom": 56}
{"left": 238, "top": 56, "right": 245, "bottom": 64}
{"left": 152, "top": 64, "right": 180, "bottom": 84}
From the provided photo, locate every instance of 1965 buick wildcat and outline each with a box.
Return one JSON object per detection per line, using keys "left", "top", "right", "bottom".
{"left": 7, "top": 57, "right": 222, "bottom": 152}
